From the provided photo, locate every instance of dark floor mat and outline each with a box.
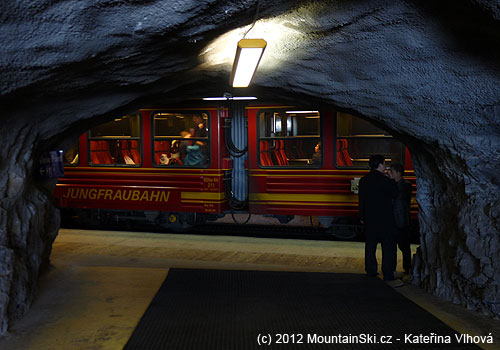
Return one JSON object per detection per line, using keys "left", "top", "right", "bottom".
{"left": 124, "top": 269, "right": 482, "bottom": 349}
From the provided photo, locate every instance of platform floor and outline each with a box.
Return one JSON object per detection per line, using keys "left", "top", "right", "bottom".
{"left": 0, "top": 228, "right": 499, "bottom": 349}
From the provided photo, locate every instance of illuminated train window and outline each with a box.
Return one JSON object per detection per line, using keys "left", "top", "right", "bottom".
{"left": 152, "top": 112, "right": 209, "bottom": 167}
{"left": 336, "top": 112, "right": 405, "bottom": 168}
{"left": 88, "top": 114, "right": 142, "bottom": 166}
{"left": 63, "top": 141, "right": 79, "bottom": 166}
{"left": 259, "top": 110, "right": 321, "bottom": 167}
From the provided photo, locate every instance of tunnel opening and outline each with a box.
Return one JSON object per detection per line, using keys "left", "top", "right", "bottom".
{"left": 46, "top": 95, "right": 420, "bottom": 245}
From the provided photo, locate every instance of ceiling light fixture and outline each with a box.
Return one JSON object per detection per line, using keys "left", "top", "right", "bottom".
{"left": 229, "top": 38, "right": 267, "bottom": 88}
{"left": 202, "top": 96, "right": 258, "bottom": 101}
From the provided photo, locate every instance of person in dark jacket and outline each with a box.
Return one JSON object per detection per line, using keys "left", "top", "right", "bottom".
{"left": 358, "top": 155, "right": 398, "bottom": 281}
{"left": 193, "top": 114, "right": 208, "bottom": 138}
{"left": 389, "top": 163, "right": 412, "bottom": 275}
{"left": 309, "top": 141, "right": 322, "bottom": 166}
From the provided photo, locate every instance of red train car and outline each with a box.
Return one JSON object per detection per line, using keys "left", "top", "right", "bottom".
{"left": 54, "top": 103, "right": 417, "bottom": 235}
{"left": 245, "top": 106, "right": 416, "bottom": 232}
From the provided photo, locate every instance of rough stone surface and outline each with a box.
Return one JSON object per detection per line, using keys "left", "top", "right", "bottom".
{"left": 0, "top": 0, "right": 499, "bottom": 332}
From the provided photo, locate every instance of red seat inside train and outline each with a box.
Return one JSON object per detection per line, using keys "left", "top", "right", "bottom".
{"left": 119, "top": 140, "right": 142, "bottom": 164}
{"left": 89, "top": 140, "right": 113, "bottom": 164}
{"left": 273, "top": 140, "right": 289, "bottom": 166}
{"left": 119, "top": 140, "right": 132, "bottom": 164}
{"left": 260, "top": 140, "right": 273, "bottom": 166}
{"left": 129, "top": 140, "right": 142, "bottom": 164}
{"left": 336, "top": 139, "right": 353, "bottom": 166}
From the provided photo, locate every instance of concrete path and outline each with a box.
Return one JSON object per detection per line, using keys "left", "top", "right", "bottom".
{"left": 0, "top": 228, "right": 498, "bottom": 349}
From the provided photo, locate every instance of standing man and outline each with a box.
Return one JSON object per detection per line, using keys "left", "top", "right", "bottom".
{"left": 192, "top": 114, "right": 208, "bottom": 165}
{"left": 389, "top": 163, "right": 413, "bottom": 275}
{"left": 192, "top": 114, "right": 207, "bottom": 138}
{"left": 358, "top": 154, "right": 399, "bottom": 283}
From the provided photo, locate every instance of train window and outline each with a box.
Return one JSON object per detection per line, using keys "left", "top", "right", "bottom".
{"left": 152, "top": 112, "right": 209, "bottom": 167}
{"left": 63, "top": 141, "right": 79, "bottom": 166}
{"left": 336, "top": 112, "right": 404, "bottom": 168}
{"left": 258, "top": 110, "right": 321, "bottom": 167}
{"left": 88, "top": 114, "right": 142, "bottom": 166}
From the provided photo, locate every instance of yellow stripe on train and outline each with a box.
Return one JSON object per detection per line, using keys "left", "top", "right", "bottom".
{"left": 249, "top": 192, "right": 418, "bottom": 205}
{"left": 181, "top": 192, "right": 226, "bottom": 201}
{"left": 249, "top": 193, "right": 358, "bottom": 203}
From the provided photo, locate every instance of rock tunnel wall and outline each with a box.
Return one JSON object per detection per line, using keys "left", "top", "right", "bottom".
{"left": 1, "top": 0, "right": 499, "bottom": 331}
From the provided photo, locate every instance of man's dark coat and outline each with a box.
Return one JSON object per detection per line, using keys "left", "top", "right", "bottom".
{"left": 359, "top": 170, "right": 397, "bottom": 230}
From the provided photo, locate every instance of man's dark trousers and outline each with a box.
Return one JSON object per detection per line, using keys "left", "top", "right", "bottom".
{"left": 365, "top": 226, "right": 397, "bottom": 280}
{"left": 396, "top": 227, "right": 411, "bottom": 273}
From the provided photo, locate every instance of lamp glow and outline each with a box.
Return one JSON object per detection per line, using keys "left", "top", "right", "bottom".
{"left": 230, "top": 38, "right": 267, "bottom": 88}
{"left": 203, "top": 96, "right": 258, "bottom": 101}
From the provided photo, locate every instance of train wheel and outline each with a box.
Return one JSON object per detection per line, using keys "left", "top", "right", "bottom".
{"left": 158, "top": 212, "right": 204, "bottom": 231}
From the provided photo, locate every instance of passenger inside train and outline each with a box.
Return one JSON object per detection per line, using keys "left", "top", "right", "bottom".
{"left": 191, "top": 114, "right": 208, "bottom": 165}
{"left": 308, "top": 141, "right": 322, "bottom": 165}
{"left": 159, "top": 153, "right": 169, "bottom": 165}
{"left": 153, "top": 112, "right": 209, "bottom": 167}
{"left": 179, "top": 130, "right": 192, "bottom": 158}
{"left": 167, "top": 140, "right": 182, "bottom": 165}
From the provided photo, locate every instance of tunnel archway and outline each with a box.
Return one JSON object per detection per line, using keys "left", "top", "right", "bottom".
{"left": 1, "top": 0, "right": 499, "bottom": 332}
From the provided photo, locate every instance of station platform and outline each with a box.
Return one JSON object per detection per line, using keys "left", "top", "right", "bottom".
{"left": 0, "top": 228, "right": 498, "bottom": 349}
